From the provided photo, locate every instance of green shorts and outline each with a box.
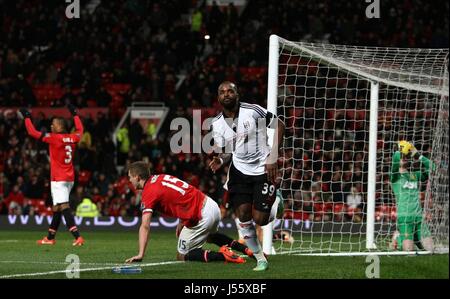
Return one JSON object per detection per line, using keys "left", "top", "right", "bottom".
{"left": 396, "top": 216, "right": 431, "bottom": 250}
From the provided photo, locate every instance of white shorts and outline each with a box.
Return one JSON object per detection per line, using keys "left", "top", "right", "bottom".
{"left": 177, "top": 196, "right": 221, "bottom": 255}
{"left": 51, "top": 181, "right": 74, "bottom": 205}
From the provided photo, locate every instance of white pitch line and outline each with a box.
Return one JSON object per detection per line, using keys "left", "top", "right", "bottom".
{"left": 0, "top": 240, "right": 19, "bottom": 243}
{"left": 0, "top": 260, "right": 122, "bottom": 266}
{"left": 0, "top": 261, "right": 183, "bottom": 279}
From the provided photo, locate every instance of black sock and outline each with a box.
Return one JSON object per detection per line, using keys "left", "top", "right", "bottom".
{"left": 47, "top": 211, "right": 62, "bottom": 240}
{"left": 209, "top": 232, "right": 233, "bottom": 247}
{"left": 414, "top": 232, "right": 424, "bottom": 250}
{"left": 62, "top": 208, "right": 80, "bottom": 239}
{"left": 229, "top": 240, "right": 249, "bottom": 254}
{"left": 184, "top": 248, "right": 225, "bottom": 262}
{"left": 209, "top": 232, "right": 249, "bottom": 254}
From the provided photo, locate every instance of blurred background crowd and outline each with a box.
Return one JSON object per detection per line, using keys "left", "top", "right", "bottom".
{"left": 0, "top": 0, "right": 448, "bottom": 220}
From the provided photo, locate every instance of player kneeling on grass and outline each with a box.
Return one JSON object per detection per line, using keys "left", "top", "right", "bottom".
{"left": 125, "top": 161, "right": 248, "bottom": 264}
{"left": 390, "top": 140, "right": 434, "bottom": 252}
{"left": 20, "top": 105, "right": 85, "bottom": 246}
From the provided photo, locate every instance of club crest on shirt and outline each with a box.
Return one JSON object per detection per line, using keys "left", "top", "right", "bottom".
{"left": 150, "top": 175, "right": 159, "bottom": 183}
{"left": 243, "top": 121, "right": 250, "bottom": 130}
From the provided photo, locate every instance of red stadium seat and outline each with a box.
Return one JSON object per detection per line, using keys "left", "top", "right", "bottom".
{"left": 333, "top": 203, "right": 346, "bottom": 214}
{"left": 78, "top": 170, "right": 92, "bottom": 186}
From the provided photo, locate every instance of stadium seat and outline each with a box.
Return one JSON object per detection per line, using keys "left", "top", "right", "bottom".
{"left": 78, "top": 170, "right": 92, "bottom": 186}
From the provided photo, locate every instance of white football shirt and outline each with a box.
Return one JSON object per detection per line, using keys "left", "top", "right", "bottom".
{"left": 211, "top": 102, "right": 277, "bottom": 175}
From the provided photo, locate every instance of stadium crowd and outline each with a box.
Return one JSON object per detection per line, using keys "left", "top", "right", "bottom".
{"left": 0, "top": 0, "right": 448, "bottom": 220}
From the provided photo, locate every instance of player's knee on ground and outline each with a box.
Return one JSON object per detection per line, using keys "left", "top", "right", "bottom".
{"left": 176, "top": 252, "right": 186, "bottom": 261}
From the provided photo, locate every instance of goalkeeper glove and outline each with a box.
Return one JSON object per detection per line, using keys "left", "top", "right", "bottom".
{"left": 67, "top": 104, "right": 78, "bottom": 116}
{"left": 19, "top": 108, "right": 31, "bottom": 118}
{"left": 398, "top": 140, "right": 419, "bottom": 158}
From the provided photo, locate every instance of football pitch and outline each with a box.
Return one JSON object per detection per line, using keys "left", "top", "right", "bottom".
{"left": 0, "top": 230, "right": 448, "bottom": 279}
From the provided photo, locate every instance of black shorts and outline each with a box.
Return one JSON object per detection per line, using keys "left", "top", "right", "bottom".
{"left": 227, "top": 163, "right": 276, "bottom": 213}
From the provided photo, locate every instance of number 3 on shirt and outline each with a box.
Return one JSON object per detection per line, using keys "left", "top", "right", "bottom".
{"left": 64, "top": 145, "right": 73, "bottom": 164}
{"left": 161, "top": 175, "right": 189, "bottom": 195}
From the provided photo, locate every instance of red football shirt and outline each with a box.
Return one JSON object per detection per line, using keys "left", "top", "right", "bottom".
{"left": 140, "top": 174, "right": 206, "bottom": 227}
{"left": 25, "top": 116, "right": 83, "bottom": 182}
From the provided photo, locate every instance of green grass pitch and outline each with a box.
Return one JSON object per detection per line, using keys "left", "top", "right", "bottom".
{"left": 0, "top": 230, "right": 447, "bottom": 279}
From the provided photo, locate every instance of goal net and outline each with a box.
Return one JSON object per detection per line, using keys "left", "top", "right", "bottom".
{"left": 266, "top": 35, "right": 449, "bottom": 255}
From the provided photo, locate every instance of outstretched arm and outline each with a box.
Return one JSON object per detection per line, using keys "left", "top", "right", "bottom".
{"left": 20, "top": 109, "right": 43, "bottom": 140}
{"left": 125, "top": 211, "right": 152, "bottom": 263}
{"left": 390, "top": 151, "right": 401, "bottom": 183}
{"left": 68, "top": 104, "right": 84, "bottom": 136}
{"left": 417, "top": 154, "right": 435, "bottom": 181}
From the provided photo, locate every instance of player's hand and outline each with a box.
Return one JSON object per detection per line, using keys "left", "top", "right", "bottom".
{"left": 19, "top": 108, "right": 31, "bottom": 118}
{"left": 67, "top": 104, "right": 78, "bottom": 116}
{"left": 209, "top": 156, "right": 223, "bottom": 173}
{"left": 125, "top": 255, "right": 143, "bottom": 263}
{"left": 176, "top": 223, "right": 184, "bottom": 237}
{"left": 398, "top": 140, "right": 418, "bottom": 158}
{"left": 265, "top": 162, "right": 278, "bottom": 184}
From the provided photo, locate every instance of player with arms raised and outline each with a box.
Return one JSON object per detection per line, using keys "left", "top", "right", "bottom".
{"left": 20, "top": 105, "right": 85, "bottom": 246}
{"left": 125, "top": 161, "right": 246, "bottom": 264}
{"left": 390, "top": 140, "right": 435, "bottom": 252}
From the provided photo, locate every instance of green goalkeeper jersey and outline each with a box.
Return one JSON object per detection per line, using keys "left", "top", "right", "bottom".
{"left": 390, "top": 151, "right": 434, "bottom": 220}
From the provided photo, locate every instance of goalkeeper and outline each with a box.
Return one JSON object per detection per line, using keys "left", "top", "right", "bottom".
{"left": 390, "top": 140, "right": 435, "bottom": 252}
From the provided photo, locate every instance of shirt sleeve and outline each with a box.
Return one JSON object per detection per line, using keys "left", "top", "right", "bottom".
{"left": 24, "top": 118, "right": 43, "bottom": 140}
{"left": 140, "top": 188, "right": 158, "bottom": 214}
{"left": 72, "top": 115, "right": 84, "bottom": 142}
{"left": 40, "top": 133, "right": 58, "bottom": 144}
{"left": 251, "top": 104, "right": 279, "bottom": 128}
{"left": 212, "top": 122, "right": 225, "bottom": 148}
{"left": 416, "top": 155, "right": 435, "bottom": 181}
{"left": 390, "top": 151, "right": 401, "bottom": 183}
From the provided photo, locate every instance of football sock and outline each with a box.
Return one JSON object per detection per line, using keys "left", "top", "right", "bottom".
{"left": 229, "top": 240, "right": 249, "bottom": 254}
{"left": 235, "top": 218, "right": 244, "bottom": 240}
{"left": 47, "top": 211, "right": 62, "bottom": 240}
{"left": 414, "top": 232, "right": 424, "bottom": 250}
{"left": 209, "top": 232, "right": 249, "bottom": 254}
{"left": 236, "top": 219, "right": 267, "bottom": 262}
{"left": 62, "top": 208, "right": 80, "bottom": 239}
{"left": 209, "top": 232, "right": 232, "bottom": 246}
{"left": 185, "top": 248, "right": 225, "bottom": 262}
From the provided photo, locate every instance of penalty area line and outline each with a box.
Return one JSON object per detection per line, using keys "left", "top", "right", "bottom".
{"left": 0, "top": 261, "right": 183, "bottom": 279}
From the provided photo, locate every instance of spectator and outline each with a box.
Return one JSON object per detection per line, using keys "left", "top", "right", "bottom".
{"left": 76, "top": 197, "right": 100, "bottom": 218}
{"left": 346, "top": 186, "right": 363, "bottom": 223}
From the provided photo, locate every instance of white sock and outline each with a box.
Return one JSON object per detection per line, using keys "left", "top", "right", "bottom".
{"left": 236, "top": 219, "right": 267, "bottom": 262}
{"left": 253, "top": 251, "right": 267, "bottom": 262}
{"left": 235, "top": 217, "right": 244, "bottom": 240}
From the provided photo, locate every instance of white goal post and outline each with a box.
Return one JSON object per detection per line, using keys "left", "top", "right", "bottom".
{"left": 264, "top": 34, "right": 449, "bottom": 256}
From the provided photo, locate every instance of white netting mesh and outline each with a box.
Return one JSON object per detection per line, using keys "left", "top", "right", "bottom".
{"left": 272, "top": 37, "right": 449, "bottom": 254}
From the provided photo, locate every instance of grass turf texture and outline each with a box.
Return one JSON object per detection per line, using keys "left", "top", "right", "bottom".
{"left": 0, "top": 230, "right": 447, "bottom": 279}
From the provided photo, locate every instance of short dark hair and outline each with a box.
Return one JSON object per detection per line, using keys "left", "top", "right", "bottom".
{"left": 128, "top": 161, "right": 151, "bottom": 180}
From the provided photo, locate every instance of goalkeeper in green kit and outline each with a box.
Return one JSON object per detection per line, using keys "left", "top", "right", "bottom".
{"left": 390, "top": 140, "right": 435, "bottom": 252}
